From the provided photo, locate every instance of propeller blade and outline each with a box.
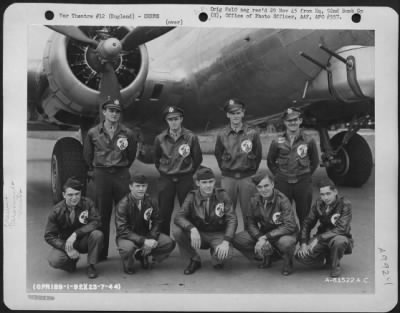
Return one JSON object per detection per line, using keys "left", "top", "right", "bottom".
{"left": 98, "top": 62, "right": 121, "bottom": 105}
{"left": 121, "top": 27, "right": 175, "bottom": 50}
{"left": 46, "top": 26, "right": 98, "bottom": 47}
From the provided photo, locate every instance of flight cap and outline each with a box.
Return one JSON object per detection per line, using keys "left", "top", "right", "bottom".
{"left": 163, "top": 106, "right": 184, "bottom": 119}
{"left": 282, "top": 107, "right": 301, "bottom": 120}
{"left": 102, "top": 98, "right": 122, "bottom": 111}
{"left": 224, "top": 98, "right": 245, "bottom": 113}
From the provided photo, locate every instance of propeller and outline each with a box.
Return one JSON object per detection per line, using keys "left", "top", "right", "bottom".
{"left": 46, "top": 26, "right": 98, "bottom": 47}
{"left": 120, "top": 27, "right": 175, "bottom": 51}
{"left": 47, "top": 25, "right": 175, "bottom": 107}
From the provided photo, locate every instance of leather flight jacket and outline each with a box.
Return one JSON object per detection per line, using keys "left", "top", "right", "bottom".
{"left": 247, "top": 189, "right": 298, "bottom": 241}
{"left": 215, "top": 124, "right": 262, "bottom": 178}
{"left": 154, "top": 127, "right": 203, "bottom": 177}
{"left": 115, "top": 193, "right": 162, "bottom": 246}
{"left": 174, "top": 188, "right": 238, "bottom": 242}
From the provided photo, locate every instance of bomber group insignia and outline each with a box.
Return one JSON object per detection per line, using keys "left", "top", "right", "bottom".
{"left": 297, "top": 144, "right": 308, "bottom": 158}
{"left": 272, "top": 212, "right": 282, "bottom": 225}
{"left": 178, "top": 144, "right": 190, "bottom": 157}
{"left": 144, "top": 208, "right": 153, "bottom": 221}
{"left": 79, "top": 210, "right": 89, "bottom": 224}
{"left": 241, "top": 139, "right": 253, "bottom": 153}
{"left": 331, "top": 213, "right": 340, "bottom": 225}
{"left": 117, "top": 137, "right": 128, "bottom": 151}
{"left": 277, "top": 137, "right": 286, "bottom": 144}
{"left": 215, "top": 203, "right": 225, "bottom": 217}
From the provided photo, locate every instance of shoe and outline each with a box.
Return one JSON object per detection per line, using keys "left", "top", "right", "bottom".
{"left": 281, "top": 257, "right": 293, "bottom": 276}
{"left": 135, "top": 250, "right": 149, "bottom": 269}
{"left": 213, "top": 263, "right": 224, "bottom": 270}
{"left": 123, "top": 266, "right": 135, "bottom": 275}
{"left": 258, "top": 256, "right": 272, "bottom": 269}
{"left": 98, "top": 255, "right": 107, "bottom": 262}
{"left": 65, "top": 261, "right": 77, "bottom": 273}
{"left": 184, "top": 260, "right": 201, "bottom": 275}
{"left": 330, "top": 264, "right": 341, "bottom": 277}
{"left": 87, "top": 265, "right": 98, "bottom": 279}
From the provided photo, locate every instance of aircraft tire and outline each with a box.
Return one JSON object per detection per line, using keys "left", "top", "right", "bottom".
{"left": 327, "top": 131, "right": 373, "bottom": 187}
{"left": 51, "top": 138, "right": 87, "bottom": 203}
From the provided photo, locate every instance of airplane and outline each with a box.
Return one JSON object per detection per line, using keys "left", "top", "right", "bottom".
{"left": 27, "top": 26, "right": 375, "bottom": 203}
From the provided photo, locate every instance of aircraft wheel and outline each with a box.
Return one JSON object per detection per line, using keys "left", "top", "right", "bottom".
{"left": 51, "top": 138, "right": 87, "bottom": 203}
{"left": 327, "top": 131, "right": 373, "bottom": 187}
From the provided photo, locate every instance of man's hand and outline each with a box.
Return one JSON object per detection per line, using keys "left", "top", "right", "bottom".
{"left": 308, "top": 238, "right": 318, "bottom": 252}
{"left": 66, "top": 248, "right": 80, "bottom": 260}
{"left": 215, "top": 240, "right": 230, "bottom": 260}
{"left": 297, "top": 243, "right": 310, "bottom": 258}
{"left": 143, "top": 239, "right": 157, "bottom": 256}
{"left": 87, "top": 170, "right": 95, "bottom": 182}
{"left": 255, "top": 237, "right": 267, "bottom": 257}
{"left": 65, "top": 232, "right": 77, "bottom": 253}
{"left": 190, "top": 228, "right": 201, "bottom": 249}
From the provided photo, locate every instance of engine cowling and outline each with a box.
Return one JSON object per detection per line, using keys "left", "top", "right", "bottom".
{"left": 41, "top": 26, "right": 149, "bottom": 125}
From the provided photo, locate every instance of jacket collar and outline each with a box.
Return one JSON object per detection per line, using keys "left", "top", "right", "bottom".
{"left": 283, "top": 129, "right": 306, "bottom": 143}
{"left": 162, "top": 127, "right": 190, "bottom": 140}
{"left": 224, "top": 123, "right": 250, "bottom": 135}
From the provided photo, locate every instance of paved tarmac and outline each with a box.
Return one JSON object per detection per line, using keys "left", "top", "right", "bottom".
{"left": 26, "top": 134, "right": 375, "bottom": 295}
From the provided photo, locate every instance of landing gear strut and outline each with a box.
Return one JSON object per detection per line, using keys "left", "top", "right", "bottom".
{"left": 319, "top": 116, "right": 373, "bottom": 187}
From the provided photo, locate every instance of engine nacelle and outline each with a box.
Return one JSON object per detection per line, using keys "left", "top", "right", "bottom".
{"left": 41, "top": 27, "right": 149, "bottom": 125}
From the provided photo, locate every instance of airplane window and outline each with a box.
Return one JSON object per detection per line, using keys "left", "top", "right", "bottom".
{"left": 150, "top": 84, "right": 164, "bottom": 100}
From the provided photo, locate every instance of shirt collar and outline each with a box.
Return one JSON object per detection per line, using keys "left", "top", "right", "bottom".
{"left": 225, "top": 123, "right": 249, "bottom": 135}
{"left": 99, "top": 122, "right": 121, "bottom": 134}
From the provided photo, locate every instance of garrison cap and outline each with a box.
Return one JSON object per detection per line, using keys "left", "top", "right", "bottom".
{"left": 63, "top": 177, "right": 83, "bottom": 191}
{"left": 282, "top": 107, "right": 301, "bottom": 120}
{"left": 129, "top": 173, "right": 148, "bottom": 185}
{"left": 224, "top": 98, "right": 245, "bottom": 113}
{"left": 102, "top": 97, "right": 122, "bottom": 111}
{"left": 196, "top": 166, "right": 215, "bottom": 181}
{"left": 163, "top": 106, "right": 184, "bottom": 119}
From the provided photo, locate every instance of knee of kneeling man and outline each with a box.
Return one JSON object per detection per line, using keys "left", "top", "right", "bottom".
{"left": 278, "top": 236, "right": 297, "bottom": 248}
{"left": 332, "top": 236, "right": 348, "bottom": 247}
{"left": 172, "top": 227, "right": 185, "bottom": 239}
{"left": 90, "top": 230, "right": 104, "bottom": 240}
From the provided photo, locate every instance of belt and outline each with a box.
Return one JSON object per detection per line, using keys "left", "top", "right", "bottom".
{"left": 95, "top": 167, "right": 127, "bottom": 174}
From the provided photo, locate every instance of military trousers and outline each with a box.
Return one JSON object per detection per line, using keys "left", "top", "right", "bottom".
{"left": 158, "top": 174, "right": 194, "bottom": 235}
{"left": 94, "top": 167, "right": 130, "bottom": 259}
{"left": 47, "top": 230, "right": 104, "bottom": 272}
{"left": 117, "top": 234, "right": 176, "bottom": 271}
{"left": 221, "top": 175, "right": 256, "bottom": 229}
{"left": 173, "top": 227, "right": 234, "bottom": 265}
{"left": 233, "top": 230, "right": 297, "bottom": 261}
{"left": 275, "top": 176, "right": 313, "bottom": 229}
{"left": 296, "top": 235, "right": 353, "bottom": 268}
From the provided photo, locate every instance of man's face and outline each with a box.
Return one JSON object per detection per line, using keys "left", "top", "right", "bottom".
{"left": 166, "top": 115, "right": 183, "bottom": 131}
{"left": 63, "top": 187, "right": 81, "bottom": 207}
{"left": 196, "top": 178, "right": 216, "bottom": 196}
{"left": 226, "top": 109, "right": 245, "bottom": 124}
{"left": 320, "top": 186, "right": 338, "bottom": 205}
{"left": 129, "top": 183, "right": 148, "bottom": 199}
{"left": 283, "top": 116, "right": 302, "bottom": 132}
{"left": 256, "top": 177, "right": 274, "bottom": 198}
{"left": 103, "top": 108, "right": 121, "bottom": 123}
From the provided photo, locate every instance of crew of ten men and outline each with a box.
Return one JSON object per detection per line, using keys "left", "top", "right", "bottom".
{"left": 45, "top": 98, "right": 353, "bottom": 279}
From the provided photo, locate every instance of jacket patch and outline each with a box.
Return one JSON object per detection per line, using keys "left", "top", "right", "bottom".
{"left": 144, "top": 207, "right": 153, "bottom": 221}
{"left": 79, "top": 210, "right": 89, "bottom": 224}
{"left": 277, "top": 137, "right": 286, "bottom": 144}
{"left": 117, "top": 137, "right": 128, "bottom": 151}
{"left": 178, "top": 144, "right": 190, "bottom": 157}
{"left": 331, "top": 213, "right": 340, "bottom": 225}
{"left": 297, "top": 144, "right": 308, "bottom": 158}
{"left": 272, "top": 212, "right": 282, "bottom": 225}
{"left": 241, "top": 139, "right": 253, "bottom": 153}
{"left": 215, "top": 203, "right": 225, "bottom": 217}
